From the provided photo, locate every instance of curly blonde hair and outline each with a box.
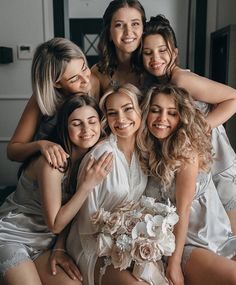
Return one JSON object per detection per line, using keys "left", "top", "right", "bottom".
{"left": 137, "top": 84, "right": 213, "bottom": 187}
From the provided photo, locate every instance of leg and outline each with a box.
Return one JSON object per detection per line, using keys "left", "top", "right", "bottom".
{"left": 184, "top": 248, "right": 236, "bottom": 285}
{"left": 94, "top": 258, "right": 149, "bottom": 285}
{"left": 3, "top": 259, "right": 42, "bottom": 285}
{"left": 35, "top": 251, "right": 82, "bottom": 285}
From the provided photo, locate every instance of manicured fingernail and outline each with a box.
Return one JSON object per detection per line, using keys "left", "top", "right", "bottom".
{"left": 52, "top": 271, "right": 56, "bottom": 275}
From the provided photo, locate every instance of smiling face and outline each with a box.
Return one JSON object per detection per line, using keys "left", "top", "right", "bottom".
{"left": 110, "top": 6, "right": 143, "bottom": 55}
{"left": 147, "top": 93, "right": 180, "bottom": 140}
{"left": 142, "top": 34, "right": 177, "bottom": 77}
{"left": 105, "top": 92, "right": 141, "bottom": 139}
{"left": 68, "top": 105, "right": 101, "bottom": 151}
{"left": 56, "top": 58, "right": 91, "bottom": 94}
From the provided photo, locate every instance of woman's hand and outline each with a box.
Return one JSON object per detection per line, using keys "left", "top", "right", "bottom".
{"left": 79, "top": 151, "right": 113, "bottom": 189}
{"left": 166, "top": 261, "right": 184, "bottom": 285}
{"left": 39, "top": 140, "right": 69, "bottom": 169}
{"left": 50, "top": 249, "right": 83, "bottom": 281}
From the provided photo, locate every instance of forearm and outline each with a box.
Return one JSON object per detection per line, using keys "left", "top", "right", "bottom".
{"left": 53, "top": 225, "right": 70, "bottom": 250}
{"left": 7, "top": 140, "right": 42, "bottom": 161}
{"left": 206, "top": 98, "right": 236, "bottom": 129}
{"left": 169, "top": 205, "right": 191, "bottom": 265}
{"left": 50, "top": 183, "right": 92, "bottom": 234}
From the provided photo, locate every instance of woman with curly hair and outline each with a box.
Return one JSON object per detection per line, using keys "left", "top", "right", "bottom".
{"left": 91, "top": 0, "right": 146, "bottom": 96}
{"left": 141, "top": 14, "right": 236, "bottom": 236}
{"left": 138, "top": 84, "right": 236, "bottom": 285}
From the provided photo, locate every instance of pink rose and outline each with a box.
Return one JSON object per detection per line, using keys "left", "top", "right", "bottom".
{"left": 131, "top": 238, "right": 162, "bottom": 263}
{"left": 124, "top": 215, "right": 141, "bottom": 235}
{"left": 104, "top": 212, "right": 124, "bottom": 235}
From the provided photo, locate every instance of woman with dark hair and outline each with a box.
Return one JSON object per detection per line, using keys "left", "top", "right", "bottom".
{"left": 141, "top": 14, "right": 236, "bottom": 234}
{"left": 0, "top": 94, "right": 112, "bottom": 285}
{"left": 92, "top": 0, "right": 146, "bottom": 95}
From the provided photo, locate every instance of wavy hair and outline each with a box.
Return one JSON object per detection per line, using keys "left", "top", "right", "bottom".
{"left": 32, "top": 37, "right": 87, "bottom": 116}
{"left": 137, "top": 84, "right": 212, "bottom": 187}
{"left": 97, "top": 0, "right": 146, "bottom": 76}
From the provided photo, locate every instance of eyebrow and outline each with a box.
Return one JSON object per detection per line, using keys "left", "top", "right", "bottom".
{"left": 70, "top": 115, "right": 98, "bottom": 122}
{"left": 106, "top": 102, "right": 133, "bottom": 111}
{"left": 151, "top": 104, "right": 176, "bottom": 110}
{"left": 114, "top": 18, "right": 141, "bottom": 23}
{"left": 143, "top": 44, "right": 167, "bottom": 49}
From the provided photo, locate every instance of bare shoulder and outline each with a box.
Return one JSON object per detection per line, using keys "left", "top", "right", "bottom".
{"left": 90, "top": 73, "right": 101, "bottom": 101}
{"left": 91, "top": 64, "right": 110, "bottom": 95}
{"left": 34, "top": 155, "right": 63, "bottom": 179}
{"left": 91, "top": 64, "right": 102, "bottom": 79}
{"left": 171, "top": 67, "right": 197, "bottom": 85}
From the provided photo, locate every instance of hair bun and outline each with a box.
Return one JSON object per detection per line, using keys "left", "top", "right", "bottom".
{"left": 149, "top": 14, "right": 170, "bottom": 26}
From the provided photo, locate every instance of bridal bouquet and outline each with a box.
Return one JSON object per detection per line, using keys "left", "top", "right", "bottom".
{"left": 91, "top": 196, "right": 179, "bottom": 285}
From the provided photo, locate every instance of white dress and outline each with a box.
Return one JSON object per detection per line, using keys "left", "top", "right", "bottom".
{"left": 66, "top": 134, "right": 148, "bottom": 285}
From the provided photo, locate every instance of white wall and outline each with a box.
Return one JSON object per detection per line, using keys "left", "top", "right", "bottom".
{"left": 69, "top": 0, "right": 189, "bottom": 67}
{"left": 0, "top": 0, "right": 53, "bottom": 186}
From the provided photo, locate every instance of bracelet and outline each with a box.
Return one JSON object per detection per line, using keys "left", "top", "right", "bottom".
{"left": 52, "top": 248, "right": 66, "bottom": 253}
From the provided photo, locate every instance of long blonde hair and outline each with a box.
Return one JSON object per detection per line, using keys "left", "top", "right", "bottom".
{"left": 32, "top": 37, "right": 87, "bottom": 116}
{"left": 137, "top": 84, "right": 213, "bottom": 187}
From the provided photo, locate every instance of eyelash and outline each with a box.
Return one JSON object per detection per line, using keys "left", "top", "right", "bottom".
{"left": 107, "top": 107, "right": 134, "bottom": 117}
{"left": 151, "top": 109, "right": 177, "bottom": 116}
{"left": 114, "top": 22, "right": 140, "bottom": 28}
{"left": 72, "top": 121, "right": 97, "bottom": 127}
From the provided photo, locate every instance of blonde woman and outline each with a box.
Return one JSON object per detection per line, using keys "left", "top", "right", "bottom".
{"left": 139, "top": 84, "right": 236, "bottom": 285}
{"left": 66, "top": 84, "right": 148, "bottom": 285}
{"left": 7, "top": 37, "right": 100, "bottom": 169}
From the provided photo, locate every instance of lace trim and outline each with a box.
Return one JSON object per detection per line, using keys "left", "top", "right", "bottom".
{"left": 0, "top": 252, "right": 30, "bottom": 277}
{"left": 99, "top": 257, "right": 111, "bottom": 285}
